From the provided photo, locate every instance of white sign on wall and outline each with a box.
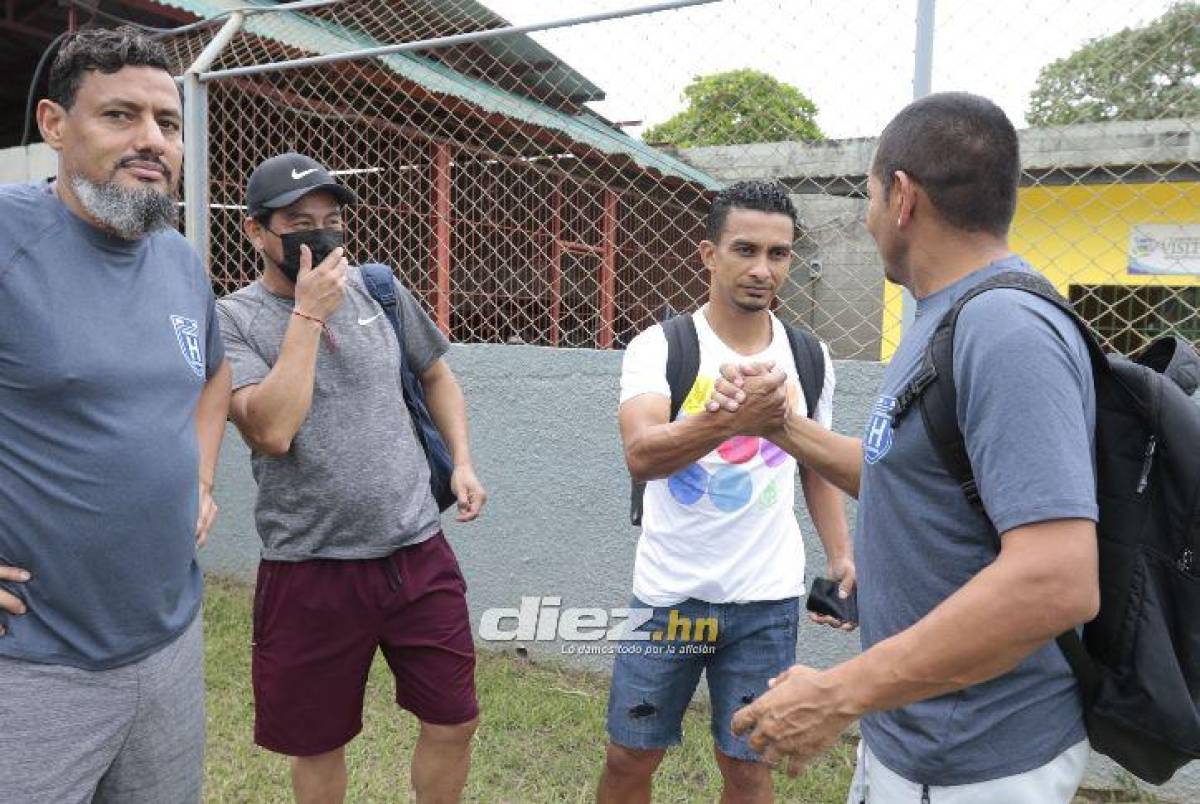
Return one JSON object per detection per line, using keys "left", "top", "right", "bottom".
{"left": 1129, "top": 224, "right": 1200, "bottom": 275}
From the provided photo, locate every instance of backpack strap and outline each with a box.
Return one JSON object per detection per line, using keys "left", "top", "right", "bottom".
{"left": 783, "top": 323, "right": 825, "bottom": 421}
{"left": 359, "top": 263, "right": 457, "bottom": 512}
{"left": 630, "top": 313, "right": 701, "bottom": 526}
{"left": 359, "top": 263, "right": 403, "bottom": 356}
{"left": 662, "top": 313, "right": 701, "bottom": 421}
{"left": 890, "top": 269, "right": 1109, "bottom": 514}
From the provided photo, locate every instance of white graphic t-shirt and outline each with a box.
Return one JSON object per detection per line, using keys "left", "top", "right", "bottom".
{"left": 619, "top": 306, "right": 835, "bottom": 606}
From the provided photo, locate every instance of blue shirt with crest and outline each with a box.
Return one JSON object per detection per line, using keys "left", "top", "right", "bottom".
{"left": 0, "top": 182, "right": 223, "bottom": 670}
{"left": 857, "top": 255, "right": 1096, "bottom": 784}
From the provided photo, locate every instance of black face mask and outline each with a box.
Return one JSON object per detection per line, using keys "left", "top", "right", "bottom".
{"left": 272, "top": 227, "right": 345, "bottom": 283}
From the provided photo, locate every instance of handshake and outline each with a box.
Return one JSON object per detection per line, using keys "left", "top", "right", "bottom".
{"left": 704, "top": 361, "right": 793, "bottom": 436}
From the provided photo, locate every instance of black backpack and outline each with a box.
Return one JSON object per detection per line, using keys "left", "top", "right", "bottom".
{"left": 890, "top": 270, "right": 1200, "bottom": 784}
{"left": 629, "top": 313, "right": 826, "bottom": 526}
{"left": 359, "top": 263, "right": 457, "bottom": 512}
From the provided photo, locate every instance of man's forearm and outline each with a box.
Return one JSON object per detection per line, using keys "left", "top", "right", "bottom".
{"left": 239, "top": 316, "right": 323, "bottom": 448}
{"left": 801, "top": 467, "right": 852, "bottom": 562}
{"left": 422, "top": 366, "right": 472, "bottom": 467}
{"left": 626, "top": 409, "right": 735, "bottom": 481}
{"left": 822, "top": 522, "right": 1098, "bottom": 717}
{"left": 195, "top": 360, "right": 231, "bottom": 487}
{"left": 772, "top": 412, "right": 863, "bottom": 498}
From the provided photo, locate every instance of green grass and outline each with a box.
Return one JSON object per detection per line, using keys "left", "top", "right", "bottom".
{"left": 202, "top": 576, "right": 856, "bottom": 803}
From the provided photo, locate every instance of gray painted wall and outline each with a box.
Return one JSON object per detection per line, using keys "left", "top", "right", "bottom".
{"left": 203, "top": 343, "right": 1199, "bottom": 799}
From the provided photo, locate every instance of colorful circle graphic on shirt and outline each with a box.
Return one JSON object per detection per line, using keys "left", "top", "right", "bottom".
{"left": 680, "top": 376, "right": 715, "bottom": 416}
{"left": 668, "top": 463, "right": 709, "bottom": 505}
{"left": 760, "top": 440, "right": 787, "bottom": 467}
{"left": 717, "top": 435, "right": 760, "bottom": 464}
{"left": 756, "top": 478, "right": 780, "bottom": 510}
{"left": 708, "top": 466, "right": 753, "bottom": 512}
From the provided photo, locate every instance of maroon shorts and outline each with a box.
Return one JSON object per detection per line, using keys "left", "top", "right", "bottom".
{"left": 251, "top": 532, "right": 478, "bottom": 756}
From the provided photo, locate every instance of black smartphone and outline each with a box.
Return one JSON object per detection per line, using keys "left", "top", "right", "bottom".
{"left": 805, "top": 577, "right": 858, "bottom": 624}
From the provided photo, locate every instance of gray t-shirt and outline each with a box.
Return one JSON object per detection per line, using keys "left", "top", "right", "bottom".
{"left": 0, "top": 182, "right": 224, "bottom": 670}
{"left": 857, "top": 256, "right": 1096, "bottom": 785}
{"left": 217, "top": 268, "right": 449, "bottom": 560}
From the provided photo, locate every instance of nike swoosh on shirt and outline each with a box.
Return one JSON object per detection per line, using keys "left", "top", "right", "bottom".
{"left": 358, "top": 313, "right": 383, "bottom": 325}
{"left": 291, "top": 168, "right": 318, "bottom": 180}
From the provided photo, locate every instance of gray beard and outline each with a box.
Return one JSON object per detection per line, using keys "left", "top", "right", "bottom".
{"left": 71, "top": 175, "right": 178, "bottom": 240}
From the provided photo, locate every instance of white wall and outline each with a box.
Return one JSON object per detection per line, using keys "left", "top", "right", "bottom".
{"left": 0, "top": 143, "right": 56, "bottom": 183}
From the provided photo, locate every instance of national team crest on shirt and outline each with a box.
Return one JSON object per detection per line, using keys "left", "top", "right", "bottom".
{"left": 170, "top": 315, "right": 205, "bottom": 378}
{"left": 863, "top": 395, "right": 896, "bottom": 465}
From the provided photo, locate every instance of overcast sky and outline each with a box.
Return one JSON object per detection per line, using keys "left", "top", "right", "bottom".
{"left": 481, "top": 0, "right": 1177, "bottom": 140}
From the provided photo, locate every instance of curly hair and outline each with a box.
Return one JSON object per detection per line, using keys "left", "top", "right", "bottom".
{"left": 705, "top": 180, "right": 798, "bottom": 243}
{"left": 48, "top": 27, "right": 173, "bottom": 110}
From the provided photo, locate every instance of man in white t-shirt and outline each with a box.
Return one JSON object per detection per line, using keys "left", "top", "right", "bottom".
{"left": 596, "top": 181, "right": 855, "bottom": 804}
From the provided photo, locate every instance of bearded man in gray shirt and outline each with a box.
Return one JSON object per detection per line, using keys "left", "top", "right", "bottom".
{"left": 0, "top": 28, "right": 230, "bottom": 804}
{"left": 217, "top": 153, "right": 486, "bottom": 804}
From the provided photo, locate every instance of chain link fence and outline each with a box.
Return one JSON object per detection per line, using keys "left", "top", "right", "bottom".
{"left": 158, "top": 0, "right": 1198, "bottom": 360}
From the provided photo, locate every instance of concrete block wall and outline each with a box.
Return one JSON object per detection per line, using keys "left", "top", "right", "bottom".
{"left": 678, "top": 117, "right": 1200, "bottom": 363}
{"left": 788, "top": 195, "right": 885, "bottom": 360}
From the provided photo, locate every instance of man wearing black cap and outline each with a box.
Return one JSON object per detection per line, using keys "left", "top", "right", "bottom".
{"left": 217, "top": 153, "right": 486, "bottom": 803}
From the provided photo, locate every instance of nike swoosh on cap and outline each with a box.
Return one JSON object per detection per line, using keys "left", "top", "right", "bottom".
{"left": 291, "top": 168, "right": 319, "bottom": 180}
{"left": 358, "top": 313, "right": 383, "bottom": 325}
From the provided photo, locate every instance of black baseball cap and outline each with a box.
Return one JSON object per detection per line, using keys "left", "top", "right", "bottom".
{"left": 245, "top": 153, "right": 356, "bottom": 218}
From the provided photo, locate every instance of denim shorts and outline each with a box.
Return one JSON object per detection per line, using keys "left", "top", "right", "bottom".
{"left": 605, "top": 595, "right": 799, "bottom": 762}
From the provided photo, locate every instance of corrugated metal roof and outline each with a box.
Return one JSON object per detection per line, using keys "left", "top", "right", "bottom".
{"left": 159, "top": 0, "right": 720, "bottom": 190}
{"left": 405, "top": 0, "right": 607, "bottom": 104}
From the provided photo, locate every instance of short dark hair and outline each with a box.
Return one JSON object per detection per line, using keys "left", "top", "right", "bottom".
{"left": 705, "top": 180, "right": 798, "bottom": 242}
{"left": 48, "top": 27, "right": 173, "bottom": 110}
{"left": 871, "top": 92, "right": 1019, "bottom": 237}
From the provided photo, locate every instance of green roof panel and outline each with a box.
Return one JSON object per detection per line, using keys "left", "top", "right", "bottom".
{"left": 159, "top": 0, "right": 720, "bottom": 190}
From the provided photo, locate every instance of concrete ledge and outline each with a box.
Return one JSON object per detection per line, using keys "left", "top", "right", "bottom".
{"left": 679, "top": 118, "right": 1200, "bottom": 188}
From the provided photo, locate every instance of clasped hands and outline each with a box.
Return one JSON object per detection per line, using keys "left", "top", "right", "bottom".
{"left": 703, "top": 361, "right": 792, "bottom": 435}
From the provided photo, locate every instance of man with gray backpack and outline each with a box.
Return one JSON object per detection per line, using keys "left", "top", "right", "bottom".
{"left": 725, "top": 93, "right": 1200, "bottom": 801}
{"left": 216, "top": 153, "right": 486, "bottom": 803}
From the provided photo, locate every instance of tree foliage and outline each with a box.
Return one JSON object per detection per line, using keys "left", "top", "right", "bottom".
{"left": 643, "top": 69, "right": 824, "bottom": 147}
{"left": 1027, "top": 2, "right": 1200, "bottom": 126}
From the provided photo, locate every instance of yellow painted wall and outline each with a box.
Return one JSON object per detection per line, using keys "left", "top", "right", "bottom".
{"left": 880, "top": 181, "right": 1200, "bottom": 361}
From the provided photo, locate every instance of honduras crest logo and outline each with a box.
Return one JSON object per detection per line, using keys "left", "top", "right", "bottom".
{"left": 863, "top": 395, "right": 896, "bottom": 465}
{"left": 170, "top": 315, "right": 205, "bottom": 378}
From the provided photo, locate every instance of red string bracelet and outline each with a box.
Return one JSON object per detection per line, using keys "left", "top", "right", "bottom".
{"left": 292, "top": 309, "right": 337, "bottom": 351}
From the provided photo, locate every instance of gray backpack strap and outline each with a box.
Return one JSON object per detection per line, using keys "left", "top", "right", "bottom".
{"left": 630, "top": 314, "right": 701, "bottom": 526}
{"left": 783, "top": 323, "right": 825, "bottom": 420}
{"left": 890, "top": 270, "right": 1106, "bottom": 512}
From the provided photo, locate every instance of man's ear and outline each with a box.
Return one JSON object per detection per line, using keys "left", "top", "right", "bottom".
{"left": 892, "top": 170, "right": 919, "bottom": 228}
{"left": 36, "top": 99, "right": 68, "bottom": 152}
{"left": 699, "top": 239, "right": 717, "bottom": 274}
{"left": 243, "top": 217, "right": 265, "bottom": 252}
